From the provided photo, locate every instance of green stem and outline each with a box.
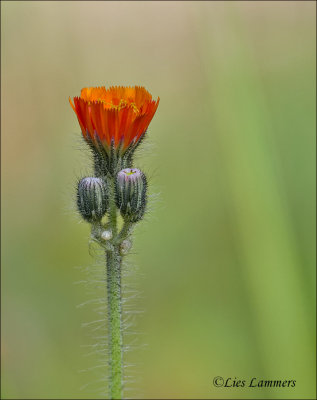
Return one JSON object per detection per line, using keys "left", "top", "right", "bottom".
{"left": 91, "top": 177, "right": 136, "bottom": 398}
{"left": 106, "top": 176, "right": 123, "bottom": 399}
{"left": 116, "top": 220, "right": 134, "bottom": 244}
{"left": 108, "top": 178, "right": 118, "bottom": 236}
{"left": 106, "top": 246, "right": 123, "bottom": 399}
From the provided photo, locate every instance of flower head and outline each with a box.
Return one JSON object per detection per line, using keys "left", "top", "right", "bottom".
{"left": 69, "top": 86, "right": 159, "bottom": 155}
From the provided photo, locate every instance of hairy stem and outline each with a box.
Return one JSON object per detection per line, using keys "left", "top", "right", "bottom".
{"left": 90, "top": 177, "right": 135, "bottom": 398}
{"left": 106, "top": 176, "right": 123, "bottom": 399}
{"left": 116, "top": 220, "right": 134, "bottom": 244}
{"left": 108, "top": 178, "right": 118, "bottom": 235}
{"left": 106, "top": 246, "right": 123, "bottom": 399}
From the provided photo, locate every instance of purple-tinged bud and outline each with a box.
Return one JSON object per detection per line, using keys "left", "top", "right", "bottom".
{"left": 77, "top": 177, "right": 108, "bottom": 222}
{"left": 115, "top": 168, "right": 147, "bottom": 223}
{"left": 120, "top": 239, "right": 132, "bottom": 255}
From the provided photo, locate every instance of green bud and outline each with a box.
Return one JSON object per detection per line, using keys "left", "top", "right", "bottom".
{"left": 77, "top": 177, "right": 108, "bottom": 222}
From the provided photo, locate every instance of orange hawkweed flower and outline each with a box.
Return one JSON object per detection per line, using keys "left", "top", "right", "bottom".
{"left": 69, "top": 86, "right": 159, "bottom": 155}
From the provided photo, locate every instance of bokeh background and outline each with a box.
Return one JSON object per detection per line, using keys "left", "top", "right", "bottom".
{"left": 1, "top": 1, "right": 316, "bottom": 399}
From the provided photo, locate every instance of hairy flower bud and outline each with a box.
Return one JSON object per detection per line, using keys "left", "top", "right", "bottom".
{"left": 101, "top": 230, "right": 113, "bottom": 241}
{"left": 120, "top": 239, "right": 132, "bottom": 255}
{"left": 115, "top": 168, "right": 147, "bottom": 223}
{"left": 77, "top": 177, "right": 108, "bottom": 222}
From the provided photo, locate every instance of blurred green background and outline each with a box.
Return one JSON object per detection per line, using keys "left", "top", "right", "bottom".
{"left": 1, "top": 1, "right": 316, "bottom": 399}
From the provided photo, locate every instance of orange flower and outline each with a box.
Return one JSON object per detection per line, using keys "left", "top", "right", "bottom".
{"left": 69, "top": 86, "right": 159, "bottom": 154}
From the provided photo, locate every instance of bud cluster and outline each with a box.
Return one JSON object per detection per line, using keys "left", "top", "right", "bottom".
{"left": 77, "top": 169, "right": 147, "bottom": 225}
